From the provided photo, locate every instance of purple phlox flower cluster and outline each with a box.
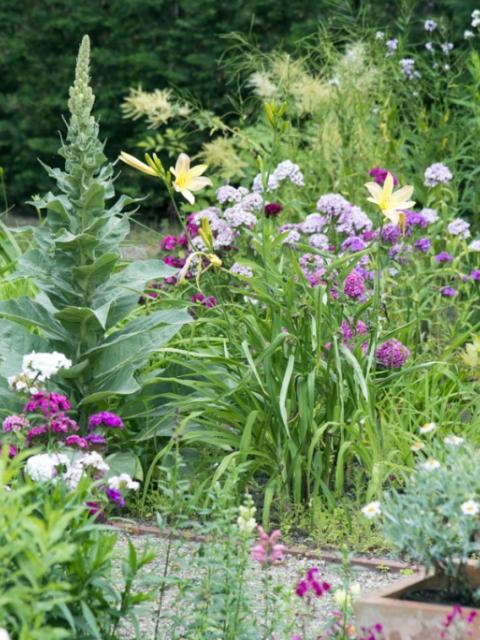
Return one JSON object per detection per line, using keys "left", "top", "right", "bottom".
{"left": 424, "top": 19, "right": 437, "bottom": 31}
{"left": 420, "top": 207, "right": 439, "bottom": 225}
{"left": 400, "top": 58, "right": 421, "bottom": 80}
{"left": 309, "top": 233, "right": 330, "bottom": 250}
{"left": 343, "top": 270, "right": 366, "bottom": 300}
{"left": 25, "top": 392, "right": 71, "bottom": 417}
{"left": 336, "top": 206, "right": 373, "bottom": 235}
{"left": 224, "top": 206, "right": 258, "bottom": 229}
{"left": 447, "top": 218, "right": 470, "bottom": 239}
{"left": 424, "top": 163, "right": 453, "bottom": 187}
{"left": 316, "top": 193, "right": 351, "bottom": 217}
{"left": 440, "top": 286, "right": 457, "bottom": 297}
{"left": 469, "top": 239, "right": 480, "bottom": 251}
{"left": 295, "top": 567, "right": 331, "bottom": 598}
{"left": 216, "top": 185, "right": 249, "bottom": 204}
{"left": 299, "top": 253, "right": 327, "bottom": 287}
{"left": 281, "top": 227, "right": 301, "bottom": 246}
{"left": 435, "top": 251, "right": 454, "bottom": 263}
{"left": 341, "top": 236, "right": 367, "bottom": 253}
{"left": 230, "top": 263, "right": 253, "bottom": 278}
{"left": 441, "top": 42, "right": 454, "bottom": 54}
{"left": 381, "top": 224, "right": 402, "bottom": 245}
{"left": 415, "top": 237, "right": 431, "bottom": 253}
{"left": 191, "top": 292, "right": 218, "bottom": 308}
{"left": 264, "top": 202, "right": 283, "bottom": 217}
{"left": 386, "top": 38, "right": 398, "bottom": 56}
{"left": 88, "top": 411, "right": 124, "bottom": 431}
{"left": 191, "top": 207, "right": 237, "bottom": 251}
{"left": 375, "top": 338, "right": 411, "bottom": 369}
{"left": 441, "top": 605, "right": 477, "bottom": 639}
{"left": 471, "top": 270, "right": 480, "bottom": 281}
{"left": 405, "top": 210, "right": 428, "bottom": 229}
{"left": 300, "top": 213, "right": 328, "bottom": 234}
{"left": 250, "top": 526, "right": 285, "bottom": 566}
{"left": 3, "top": 414, "right": 29, "bottom": 433}
{"left": 368, "top": 167, "right": 399, "bottom": 186}
{"left": 252, "top": 160, "right": 304, "bottom": 193}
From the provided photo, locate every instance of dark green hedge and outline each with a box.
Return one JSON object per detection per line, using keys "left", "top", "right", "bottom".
{"left": 0, "top": 0, "right": 476, "bottom": 212}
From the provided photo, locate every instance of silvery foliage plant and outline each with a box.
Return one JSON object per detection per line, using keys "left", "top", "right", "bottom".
{"left": 0, "top": 36, "right": 191, "bottom": 411}
{"left": 381, "top": 440, "right": 480, "bottom": 602}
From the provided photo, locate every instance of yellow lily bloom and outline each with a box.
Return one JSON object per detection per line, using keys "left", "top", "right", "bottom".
{"left": 119, "top": 151, "right": 158, "bottom": 177}
{"left": 170, "top": 153, "right": 212, "bottom": 204}
{"left": 365, "top": 172, "right": 415, "bottom": 225}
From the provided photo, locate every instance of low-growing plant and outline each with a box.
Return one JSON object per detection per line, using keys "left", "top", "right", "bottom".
{"left": 0, "top": 449, "right": 154, "bottom": 639}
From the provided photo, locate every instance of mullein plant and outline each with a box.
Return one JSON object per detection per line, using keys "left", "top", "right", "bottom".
{"left": 0, "top": 36, "right": 191, "bottom": 420}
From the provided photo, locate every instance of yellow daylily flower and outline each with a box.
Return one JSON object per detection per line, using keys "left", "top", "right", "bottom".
{"left": 170, "top": 153, "right": 212, "bottom": 204}
{"left": 119, "top": 151, "right": 158, "bottom": 177}
{"left": 365, "top": 172, "right": 415, "bottom": 225}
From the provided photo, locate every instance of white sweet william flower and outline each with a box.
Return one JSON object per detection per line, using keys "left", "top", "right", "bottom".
{"left": 461, "top": 500, "right": 479, "bottom": 516}
{"left": 361, "top": 501, "right": 381, "bottom": 519}
{"left": 0, "top": 629, "right": 11, "bottom": 640}
{"left": 422, "top": 459, "right": 441, "bottom": 471}
{"left": 79, "top": 451, "right": 110, "bottom": 473}
{"left": 26, "top": 453, "right": 69, "bottom": 483}
{"left": 419, "top": 422, "right": 437, "bottom": 434}
{"left": 444, "top": 435, "right": 464, "bottom": 446}
{"left": 108, "top": 473, "right": 140, "bottom": 491}
{"left": 22, "top": 351, "right": 72, "bottom": 382}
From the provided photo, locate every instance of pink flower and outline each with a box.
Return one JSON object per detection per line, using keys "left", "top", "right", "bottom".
{"left": 65, "top": 435, "right": 89, "bottom": 449}
{"left": 251, "top": 526, "right": 285, "bottom": 566}
{"left": 160, "top": 235, "right": 178, "bottom": 251}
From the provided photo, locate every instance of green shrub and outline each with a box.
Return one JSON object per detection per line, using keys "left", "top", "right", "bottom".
{"left": 0, "top": 449, "right": 154, "bottom": 639}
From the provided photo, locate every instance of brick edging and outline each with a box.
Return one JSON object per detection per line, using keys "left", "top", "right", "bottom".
{"left": 109, "top": 520, "right": 415, "bottom": 573}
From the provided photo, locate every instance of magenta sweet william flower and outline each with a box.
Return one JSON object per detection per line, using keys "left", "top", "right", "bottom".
{"left": 375, "top": 338, "right": 411, "bottom": 369}
{"left": 191, "top": 293, "right": 217, "bottom": 308}
{"left": 24, "top": 392, "right": 71, "bottom": 417}
{"left": 264, "top": 202, "right": 283, "bottom": 218}
{"left": 414, "top": 237, "right": 431, "bottom": 253}
{"left": 1, "top": 442, "right": 18, "bottom": 457}
{"left": 65, "top": 434, "right": 89, "bottom": 449}
{"left": 368, "top": 167, "right": 398, "bottom": 186}
{"left": 3, "top": 414, "right": 29, "bottom": 432}
{"left": 85, "top": 501, "right": 105, "bottom": 520}
{"left": 88, "top": 411, "right": 124, "bottom": 430}
{"left": 295, "top": 567, "right": 330, "bottom": 598}
{"left": 251, "top": 526, "right": 285, "bottom": 566}
{"left": 159, "top": 235, "right": 178, "bottom": 251}
{"left": 26, "top": 425, "right": 49, "bottom": 441}
{"left": 50, "top": 413, "right": 79, "bottom": 434}
{"left": 343, "top": 270, "right": 366, "bottom": 300}
{"left": 163, "top": 255, "right": 186, "bottom": 269}
{"left": 86, "top": 432, "right": 106, "bottom": 446}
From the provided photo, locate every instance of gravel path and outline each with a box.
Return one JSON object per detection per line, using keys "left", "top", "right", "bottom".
{"left": 113, "top": 532, "right": 401, "bottom": 639}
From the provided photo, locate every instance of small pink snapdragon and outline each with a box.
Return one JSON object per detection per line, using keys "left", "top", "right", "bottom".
{"left": 251, "top": 526, "right": 285, "bottom": 566}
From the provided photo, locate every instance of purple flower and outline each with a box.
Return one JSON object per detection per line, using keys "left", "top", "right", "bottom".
{"left": 65, "top": 435, "right": 89, "bottom": 449}
{"left": 375, "top": 339, "right": 411, "bottom": 369}
{"left": 85, "top": 432, "right": 107, "bottom": 446}
{"left": 50, "top": 413, "right": 79, "bottom": 434}
{"left": 341, "top": 236, "right": 367, "bottom": 253}
{"left": 424, "top": 163, "right": 453, "bottom": 187}
{"left": 381, "top": 224, "right": 401, "bottom": 245}
{"left": 26, "top": 425, "right": 49, "bottom": 441}
{"left": 24, "top": 392, "right": 71, "bottom": 417}
{"left": 440, "top": 286, "right": 457, "bottom": 297}
{"left": 163, "top": 255, "right": 186, "bottom": 269}
{"left": 471, "top": 270, "right": 480, "bottom": 281}
{"left": 85, "top": 501, "right": 104, "bottom": 520}
{"left": 159, "top": 235, "right": 178, "bottom": 251}
{"left": 405, "top": 210, "right": 428, "bottom": 229}
{"left": 264, "top": 202, "right": 283, "bottom": 218}
{"left": 191, "top": 293, "right": 218, "bottom": 308}
{"left": 414, "top": 237, "right": 431, "bottom": 253}
{"left": 343, "top": 271, "right": 366, "bottom": 300}
{"left": 316, "top": 193, "right": 351, "bottom": 217}
{"left": 435, "top": 251, "right": 454, "bottom": 263}
{"left": 106, "top": 487, "right": 125, "bottom": 508}
{"left": 3, "top": 414, "right": 29, "bottom": 432}
{"left": 368, "top": 167, "right": 398, "bottom": 186}
{"left": 88, "top": 411, "right": 124, "bottom": 431}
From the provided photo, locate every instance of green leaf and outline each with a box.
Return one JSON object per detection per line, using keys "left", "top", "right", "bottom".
{"left": 106, "top": 451, "right": 144, "bottom": 480}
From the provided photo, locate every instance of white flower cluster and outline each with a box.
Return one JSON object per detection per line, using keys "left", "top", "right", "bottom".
{"left": 8, "top": 351, "right": 72, "bottom": 394}
{"left": 447, "top": 218, "right": 470, "bottom": 239}
{"left": 64, "top": 451, "right": 110, "bottom": 489}
{"left": 472, "top": 9, "right": 480, "bottom": 28}
{"left": 252, "top": 160, "right": 304, "bottom": 193}
{"left": 26, "top": 453, "right": 69, "bottom": 483}
{"left": 237, "top": 500, "right": 257, "bottom": 534}
{"left": 108, "top": 473, "right": 140, "bottom": 492}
